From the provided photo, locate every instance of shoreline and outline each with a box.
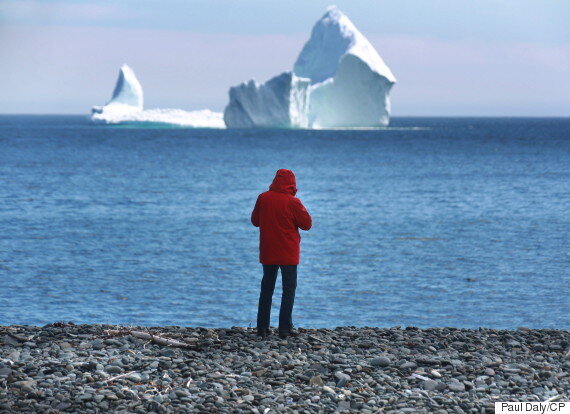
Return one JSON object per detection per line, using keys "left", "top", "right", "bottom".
{"left": 1, "top": 324, "right": 568, "bottom": 413}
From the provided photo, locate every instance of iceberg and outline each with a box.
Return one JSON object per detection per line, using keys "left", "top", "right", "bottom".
{"left": 294, "top": 6, "right": 396, "bottom": 128}
{"left": 92, "top": 108, "right": 224, "bottom": 128}
{"left": 92, "top": 64, "right": 224, "bottom": 128}
{"left": 92, "top": 64, "right": 143, "bottom": 116}
{"left": 223, "top": 72, "right": 310, "bottom": 128}
{"left": 223, "top": 6, "right": 396, "bottom": 129}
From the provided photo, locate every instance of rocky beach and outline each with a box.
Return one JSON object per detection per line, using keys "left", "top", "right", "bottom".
{"left": 0, "top": 324, "right": 568, "bottom": 413}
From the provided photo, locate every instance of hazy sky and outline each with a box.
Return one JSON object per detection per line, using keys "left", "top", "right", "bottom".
{"left": 1, "top": 0, "right": 569, "bottom": 115}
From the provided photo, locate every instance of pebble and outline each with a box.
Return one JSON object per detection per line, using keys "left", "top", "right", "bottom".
{"left": 127, "top": 373, "right": 142, "bottom": 382}
{"left": 424, "top": 379, "right": 438, "bottom": 391}
{"left": 104, "top": 365, "right": 123, "bottom": 374}
{"left": 371, "top": 356, "right": 391, "bottom": 367}
{"left": 430, "top": 369, "right": 442, "bottom": 378}
{"left": 449, "top": 379, "right": 466, "bottom": 392}
{"left": 335, "top": 371, "right": 351, "bottom": 387}
{"left": 400, "top": 361, "right": 417, "bottom": 369}
{"left": 0, "top": 324, "right": 567, "bottom": 413}
{"left": 309, "top": 375, "right": 324, "bottom": 386}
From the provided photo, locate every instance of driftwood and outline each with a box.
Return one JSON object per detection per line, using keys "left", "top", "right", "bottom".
{"left": 308, "top": 334, "right": 326, "bottom": 343}
{"left": 106, "top": 371, "right": 136, "bottom": 383}
{"left": 5, "top": 331, "right": 29, "bottom": 342}
{"left": 544, "top": 395, "right": 562, "bottom": 403}
{"left": 103, "top": 329, "right": 193, "bottom": 348}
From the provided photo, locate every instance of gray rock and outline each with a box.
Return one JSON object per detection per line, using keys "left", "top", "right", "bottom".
{"left": 174, "top": 389, "right": 190, "bottom": 398}
{"left": 371, "top": 356, "right": 391, "bottom": 367}
{"left": 104, "top": 365, "right": 123, "bottom": 374}
{"left": 7, "top": 351, "right": 20, "bottom": 362}
{"left": 463, "top": 380, "right": 475, "bottom": 390}
{"left": 424, "top": 380, "right": 438, "bottom": 391}
{"left": 335, "top": 372, "right": 351, "bottom": 387}
{"left": 309, "top": 375, "right": 324, "bottom": 386}
{"left": 449, "top": 379, "right": 466, "bottom": 392}
{"left": 91, "top": 340, "right": 105, "bottom": 350}
{"left": 56, "top": 402, "right": 71, "bottom": 410}
{"left": 78, "top": 393, "right": 93, "bottom": 401}
{"left": 127, "top": 373, "right": 142, "bottom": 382}
{"left": 400, "top": 361, "right": 417, "bottom": 370}
{"left": 1, "top": 335, "right": 20, "bottom": 346}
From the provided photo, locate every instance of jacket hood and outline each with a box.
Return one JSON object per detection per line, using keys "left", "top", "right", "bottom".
{"left": 269, "top": 169, "right": 297, "bottom": 196}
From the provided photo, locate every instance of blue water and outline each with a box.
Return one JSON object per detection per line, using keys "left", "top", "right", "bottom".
{"left": 0, "top": 115, "right": 569, "bottom": 329}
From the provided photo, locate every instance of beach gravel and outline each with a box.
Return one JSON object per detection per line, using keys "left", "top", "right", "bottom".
{"left": 0, "top": 323, "right": 568, "bottom": 413}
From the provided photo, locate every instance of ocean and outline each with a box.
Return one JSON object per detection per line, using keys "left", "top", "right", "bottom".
{"left": 0, "top": 115, "right": 568, "bottom": 329}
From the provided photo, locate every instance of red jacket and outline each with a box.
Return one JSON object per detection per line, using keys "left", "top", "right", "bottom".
{"left": 251, "top": 169, "right": 312, "bottom": 265}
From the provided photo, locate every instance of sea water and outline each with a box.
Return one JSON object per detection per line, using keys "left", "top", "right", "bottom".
{"left": 0, "top": 116, "right": 568, "bottom": 329}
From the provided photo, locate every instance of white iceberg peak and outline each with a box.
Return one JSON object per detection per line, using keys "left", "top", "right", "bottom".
{"left": 109, "top": 64, "right": 144, "bottom": 110}
{"left": 294, "top": 6, "right": 396, "bottom": 85}
{"left": 92, "top": 64, "right": 224, "bottom": 128}
{"left": 294, "top": 6, "right": 397, "bottom": 127}
{"left": 92, "top": 64, "right": 143, "bottom": 116}
{"left": 224, "top": 6, "right": 397, "bottom": 128}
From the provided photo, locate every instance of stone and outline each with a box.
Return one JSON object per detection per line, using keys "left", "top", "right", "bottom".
{"left": 127, "top": 373, "right": 142, "bottom": 382}
{"left": 1, "top": 335, "right": 20, "bottom": 346}
{"left": 449, "top": 379, "right": 466, "bottom": 392}
{"left": 335, "top": 372, "right": 351, "bottom": 387}
{"left": 323, "top": 386, "right": 336, "bottom": 394}
{"left": 8, "top": 351, "right": 21, "bottom": 362}
{"left": 424, "top": 380, "right": 438, "bottom": 391}
{"left": 105, "top": 365, "right": 123, "bottom": 374}
{"left": 400, "top": 361, "right": 417, "bottom": 370}
{"left": 309, "top": 375, "right": 324, "bottom": 386}
{"left": 91, "top": 340, "right": 105, "bottom": 350}
{"left": 463, "top": 380, "right": 475, "bottom": 390}
{"left": 430, "top": 369, "right": 442, "bottom": 378}
{"left": 0, "top": 325, "right": 566, "bottom": 412}
{"left": 371, "top": 356, "right": 391, "bottom": 367}
{"left": 174, "top": 389, "right": 190, "bottom": 398}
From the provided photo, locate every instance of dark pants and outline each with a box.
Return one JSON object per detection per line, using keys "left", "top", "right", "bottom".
{"left": 257, "top": 265, "right": 297, "bottom": 334}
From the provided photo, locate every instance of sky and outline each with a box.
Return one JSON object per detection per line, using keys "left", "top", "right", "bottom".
{"left": 0, "top": 0, "right": 569, "bottom": 116}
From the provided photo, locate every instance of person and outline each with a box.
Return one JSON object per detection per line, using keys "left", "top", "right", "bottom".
{"left": 251, "top": 169, "right": 312, "bottom": 339}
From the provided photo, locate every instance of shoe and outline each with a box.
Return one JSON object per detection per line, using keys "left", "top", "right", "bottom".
{"left": 278, "top": 328, "right": 300, "bottom": 339}
{"left": 256, "top": 329, "right": 270, "bottom": 339}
